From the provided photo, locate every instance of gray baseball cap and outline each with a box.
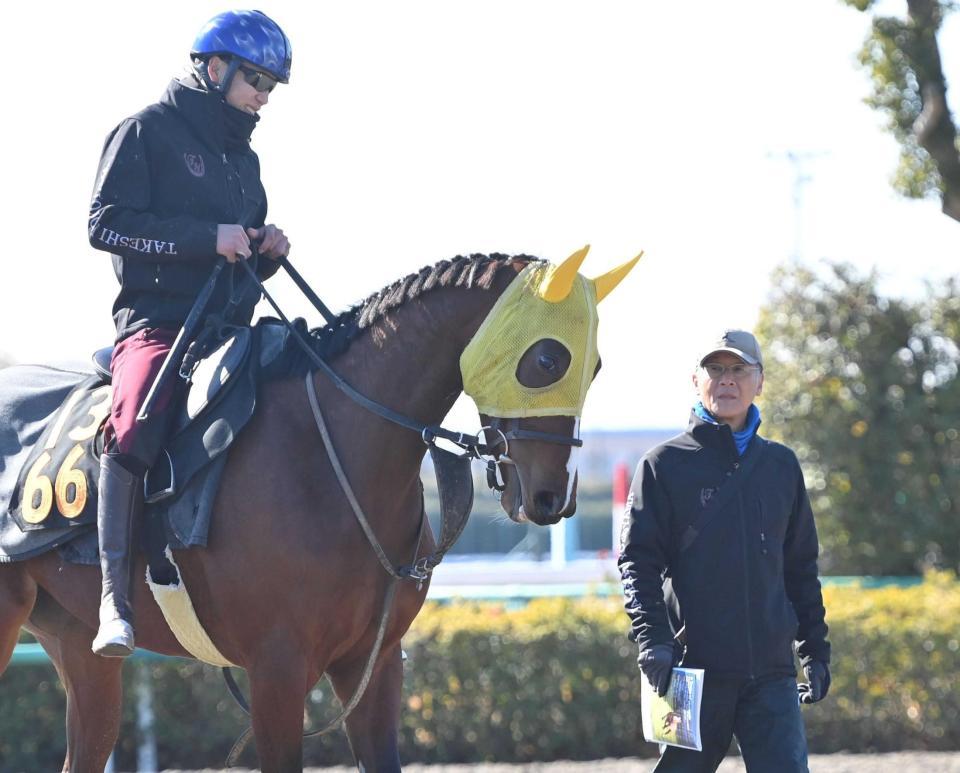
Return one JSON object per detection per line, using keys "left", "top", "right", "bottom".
{"left": 698, "top": 329, "right": 763, "bottom": 367}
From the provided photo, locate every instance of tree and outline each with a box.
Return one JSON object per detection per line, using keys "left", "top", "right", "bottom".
{"left": 842, "top": 0, "right": 960, "bottom": 222}
{"left": 755, "top": 262, "right": 960, "bottom": 575}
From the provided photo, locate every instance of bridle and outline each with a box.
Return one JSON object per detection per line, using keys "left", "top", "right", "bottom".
{"left": 237, "top": 256, "right": 584, "bottom": 467}
{"left": 223, "top": 256, "right": 583, "bottom": 767}
{"left": 480, "top": 417, "right": 582, "bottom": 494}
{"left": 221, "top": 256, "right": 583, "bottom": 762}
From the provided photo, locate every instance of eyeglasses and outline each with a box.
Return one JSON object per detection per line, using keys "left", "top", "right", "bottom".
{"left": 700, "top": 362, "right": 762, "bottom": 381}
{"left": 238, "top": 64, "right": 279, "bottom": 94}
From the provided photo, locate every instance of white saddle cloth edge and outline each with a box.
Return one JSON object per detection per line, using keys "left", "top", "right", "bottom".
{"left": 146, "top": 548, "right": 237, "bottom": 668}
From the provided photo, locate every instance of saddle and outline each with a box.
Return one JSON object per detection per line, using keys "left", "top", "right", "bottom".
{"left": 0, "top": 320, "right": 291, "bottom": 563}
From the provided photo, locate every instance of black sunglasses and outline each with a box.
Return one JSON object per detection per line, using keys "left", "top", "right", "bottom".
{"left": 237, "top": 64, "right": 279, "bottom": 94}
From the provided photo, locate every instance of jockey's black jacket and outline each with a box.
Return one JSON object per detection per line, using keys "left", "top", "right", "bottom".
{"left": 618, "top": 411, "right": 830, "bottom": 679}
{"left": 89, "top": 76, "right": 280, "bottom": 342}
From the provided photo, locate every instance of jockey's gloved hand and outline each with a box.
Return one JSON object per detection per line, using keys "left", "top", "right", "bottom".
{"left": 798, "top": 660, "right": 831, "bottom": 704}
{"left": 638, "top": 643, "right": 675, "bottom": 697}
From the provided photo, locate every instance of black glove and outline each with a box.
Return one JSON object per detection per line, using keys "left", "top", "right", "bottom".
{"left": 638, "top": 644, "right": 675, "bottom": 697}
{"left": 797, "top": 660, "right": 831, "bottom": 704}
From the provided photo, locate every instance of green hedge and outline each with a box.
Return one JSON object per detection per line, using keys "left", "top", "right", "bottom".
{"left": 401, "top": 572, "right": 960, "bottom": 761}
{"left": 2, "top": 574, "right": 958, "bottom": 769}
{"left": 809, "top": 571, "right": 960, "bottom": 750}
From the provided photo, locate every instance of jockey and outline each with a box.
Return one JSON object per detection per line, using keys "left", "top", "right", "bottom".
{"left": 87, "top": 10, "right": 293, "bottom": 657}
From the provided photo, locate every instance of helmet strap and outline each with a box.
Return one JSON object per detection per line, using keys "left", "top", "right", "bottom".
{"left": 217, "top": 59, "right": 242, "bottom": 94}
{"left": 195, "top": 56, "right": 241, "bottom": 95}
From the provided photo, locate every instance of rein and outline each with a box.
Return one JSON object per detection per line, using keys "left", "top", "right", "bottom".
{"left": 224, "top": 378, "right": 423, "bottom": 765}
{"left": 234, "top": 256, "right": 584, "bottom": 455}
{"left": 305, "top": 371, "right": 430, "bottom": 583}
{"left": 224, "top": 579, "right": 401, "bottom": 766}
{"left": 222, "top": 255, "right": 578, "bottom": 764}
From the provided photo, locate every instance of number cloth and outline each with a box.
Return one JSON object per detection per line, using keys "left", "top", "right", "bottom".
{"left": 9, "top": 375, "right": 112, "bottom": 530}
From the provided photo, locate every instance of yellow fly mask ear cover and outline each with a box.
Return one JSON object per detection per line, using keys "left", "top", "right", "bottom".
{"left": 460, "top": 262, "right": 600, "bottom": 418}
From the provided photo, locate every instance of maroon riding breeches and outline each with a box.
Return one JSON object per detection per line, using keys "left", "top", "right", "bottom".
{"left": 105, "top": 327, "right": 182, "bottom": 466}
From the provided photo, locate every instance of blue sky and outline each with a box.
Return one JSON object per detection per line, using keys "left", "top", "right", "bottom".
{"left": 3, "top": 1, "right": 957, "bottom": 429}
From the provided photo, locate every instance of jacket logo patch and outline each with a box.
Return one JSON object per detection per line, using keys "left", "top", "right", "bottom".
{"left": 700, "top": 487, "right": 717, "bottom": 507}
{"left": 184, "top": 153, "right": 205, "bottom": 177}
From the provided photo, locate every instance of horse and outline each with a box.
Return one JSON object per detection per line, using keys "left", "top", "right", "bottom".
{"left": 0, "top": 248, "right": 638, "bottom": 772}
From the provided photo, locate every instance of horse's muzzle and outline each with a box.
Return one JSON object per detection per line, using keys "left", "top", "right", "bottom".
{"left": 521, "top": 488, "right": 576, "bottom": 525}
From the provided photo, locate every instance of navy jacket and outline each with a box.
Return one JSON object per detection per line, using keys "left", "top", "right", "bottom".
{"left": 618, "top": 411, "right": 830, "bottom": 679}
{"left": 89, "top": 77, "right": 279, "bottom": 341}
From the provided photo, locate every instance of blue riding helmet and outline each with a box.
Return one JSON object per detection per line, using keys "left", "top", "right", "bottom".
{"left": 191, "top": 10, "right": 292, "bottom": 85}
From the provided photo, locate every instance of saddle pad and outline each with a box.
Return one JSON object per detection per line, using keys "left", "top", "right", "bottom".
{"left": 9, "top": 375, "right": 108, "bottom": 531}
{"left": 1, "top": 318, "right": 289, "bottom": 563}
{"left": 52, "top": 453, "right": 228, "bottom": 569}
{"left": 0, "top": 346, "right": 248, "bottom": 561}
{"left": 147, "top": 547, "right": 237, "bottom": 667}
{"left": 0, "top": 365, "right": 96, "bottom": 561}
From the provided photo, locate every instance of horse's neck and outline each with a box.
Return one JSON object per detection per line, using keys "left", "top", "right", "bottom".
{"left": 279, "top": 271, "right": 513, "bottom": 551}
{"left": 330, "top": 278, "right": 508, "bottom": 436}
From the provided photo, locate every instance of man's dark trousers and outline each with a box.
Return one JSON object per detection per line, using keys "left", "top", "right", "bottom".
{"left": 654, "top": 672, "right": 808, "bottom": 773}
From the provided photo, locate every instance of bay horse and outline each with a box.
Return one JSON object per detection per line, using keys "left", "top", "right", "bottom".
{"left": 0, "top": 249, "right": 638, "bottom": 772}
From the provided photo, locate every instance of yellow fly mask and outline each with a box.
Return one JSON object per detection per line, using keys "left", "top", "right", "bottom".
{"left": 460, "top": 246, "right": 641, "bottom": 418}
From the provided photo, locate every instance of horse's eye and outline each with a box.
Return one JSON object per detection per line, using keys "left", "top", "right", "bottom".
{"left": 516, "top": 338, "right": 571, "bottom": 388}
{"left": 538, "top": 354, "right": 557, "bottom": 372}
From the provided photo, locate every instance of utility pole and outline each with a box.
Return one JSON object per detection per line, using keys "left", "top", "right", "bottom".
{"left": 136, "top": 662, "right": 159, "bottom": 772}
{"left": 768, "top": 151, "right": 828, "bottom": 261}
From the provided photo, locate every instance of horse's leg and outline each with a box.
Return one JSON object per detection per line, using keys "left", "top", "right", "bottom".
{"left": 0, "top": 562, "right": 37, "bottom": 674}
{"left": 248, "top": 647, "right": 315, "bottom": 773}
{"left": 328, "top": 643, "right": 404, "bottom": 773}
{"left": 28, "top": 589, "right": 123, "bottom": 773}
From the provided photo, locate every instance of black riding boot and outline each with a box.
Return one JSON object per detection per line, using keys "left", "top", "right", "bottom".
{"left": 91, "top": 453, "right": 142, "bottom": 657}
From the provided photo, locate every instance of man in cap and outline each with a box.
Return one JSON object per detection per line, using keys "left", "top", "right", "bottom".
{"left": 618, "top": 330, "right": 831, "bottom": 772}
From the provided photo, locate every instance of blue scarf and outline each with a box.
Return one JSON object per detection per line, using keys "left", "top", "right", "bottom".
{"left": 694, "top": 402, "right": 761, "bottom": 456}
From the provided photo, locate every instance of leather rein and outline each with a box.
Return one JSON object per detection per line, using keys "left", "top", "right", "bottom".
{"left": 241, "top": 256, "right": 582, "bottom": 498}
{"left": 220, "top": 255, "right": 582, "bottom": 763}
{"left": 243, "top": 256, "right": 583, "bottom": 459}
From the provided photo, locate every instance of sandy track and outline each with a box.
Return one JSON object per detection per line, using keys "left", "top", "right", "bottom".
{"left": 172, "top": 752, "right": 960, "bottom": 772}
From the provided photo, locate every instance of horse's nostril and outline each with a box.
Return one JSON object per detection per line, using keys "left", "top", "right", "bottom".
{"left": 534, "top": 491, "right": 559, "bottom": 515}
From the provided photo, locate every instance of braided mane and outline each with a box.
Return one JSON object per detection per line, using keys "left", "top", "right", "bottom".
{"left": 305, "top": 252, "right": 541, "bottom": 359}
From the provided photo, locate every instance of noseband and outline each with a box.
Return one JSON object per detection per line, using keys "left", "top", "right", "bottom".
{"left": 486, "top": 417, "right": 583, "bottom": 447}
{"left": 481, "top": 417, "right": 582, "bottom": 493}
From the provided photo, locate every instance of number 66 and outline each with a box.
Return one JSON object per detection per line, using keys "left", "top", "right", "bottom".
{"left": 21, "top": 445, "right": 88, "bottom": 523}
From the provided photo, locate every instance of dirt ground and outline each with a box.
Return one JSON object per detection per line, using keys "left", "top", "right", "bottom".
{"left": 374, "top": 754, "right": 960, "bottom": 772}
{"left": 173, "top": 752, "right": 960, "bottom": 772}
